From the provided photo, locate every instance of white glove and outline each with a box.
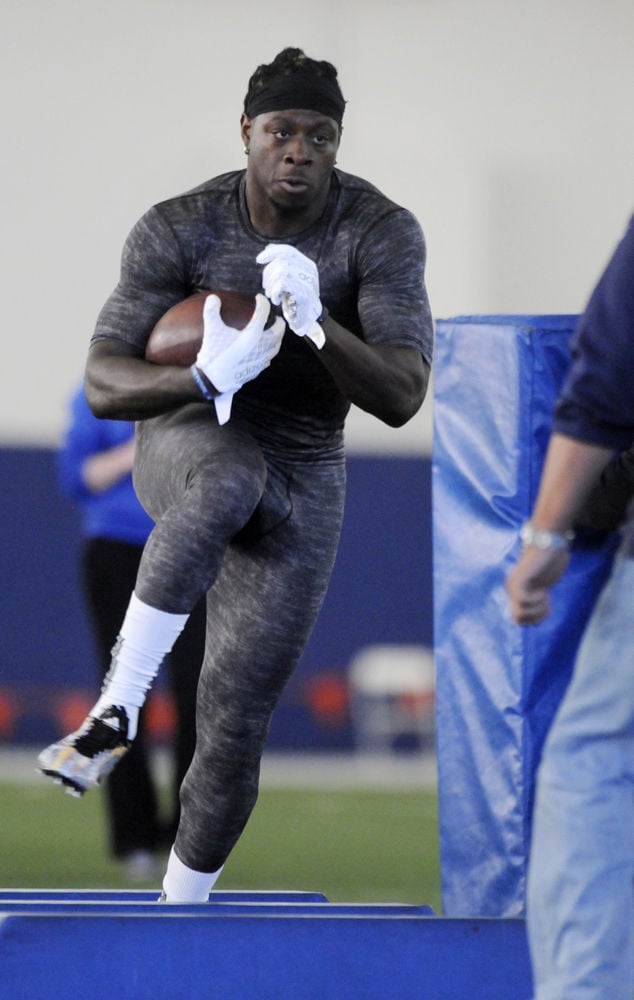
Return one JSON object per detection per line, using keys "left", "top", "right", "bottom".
{"left": 194, "top": 293, "right": 285, "bottom": 424}
{"left": 256, "top": 244, "right": 326, "bottom": 349}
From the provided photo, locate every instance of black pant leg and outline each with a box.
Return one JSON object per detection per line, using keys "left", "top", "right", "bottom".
{"left": 81, "top": 537, "right": 159, "bottom": 858}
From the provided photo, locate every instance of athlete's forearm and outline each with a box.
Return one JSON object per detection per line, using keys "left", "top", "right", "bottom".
{"left": 310, "top": 315, "right": 429, "bottom": 427}
{"left": 85, "top": 340, "right": 204, "bottom": 421}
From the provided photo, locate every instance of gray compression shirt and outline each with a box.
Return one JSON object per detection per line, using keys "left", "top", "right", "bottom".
{"left": 93, "top": 168, "right": 434, "bottom": 443}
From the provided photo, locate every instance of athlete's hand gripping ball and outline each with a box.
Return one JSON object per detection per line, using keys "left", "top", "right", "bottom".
{"left": 257, "top": 244, "right": 326, "bottom": 349}
{"left": 195, "top": 293, "right": 285, "bottom": 424}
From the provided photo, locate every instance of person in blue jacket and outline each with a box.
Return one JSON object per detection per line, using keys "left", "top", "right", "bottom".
{"left": 58, "top": 384, "right": 205, "bottom": 881}
{"left": 507, "top": 214, "right": 634, "bottom": 1000}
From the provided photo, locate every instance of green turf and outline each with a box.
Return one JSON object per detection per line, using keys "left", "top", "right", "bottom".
{"left": 0, "top": 781, "right": 441, "bottom": 912}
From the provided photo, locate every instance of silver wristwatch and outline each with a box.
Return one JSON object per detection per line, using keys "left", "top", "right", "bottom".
{"left": 519, "top": 520, "right": 575, "bottom": 551}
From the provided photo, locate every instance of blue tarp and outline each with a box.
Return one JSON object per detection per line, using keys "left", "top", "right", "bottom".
{"left": 432, "top": 316, "right": 618, "bottom": 916}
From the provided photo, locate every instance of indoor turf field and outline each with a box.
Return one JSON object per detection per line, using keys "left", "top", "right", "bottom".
{"left": 0, "top": 776, "right": 442, "bottom": 912}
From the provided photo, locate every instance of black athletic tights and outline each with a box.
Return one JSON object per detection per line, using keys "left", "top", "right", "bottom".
{"left": 133, "top": 404, "right": 346, "bottom": 872}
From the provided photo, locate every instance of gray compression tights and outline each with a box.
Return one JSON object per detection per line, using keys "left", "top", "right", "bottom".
{"left": 132, "top": 406, "right": 346, "bottom": 872}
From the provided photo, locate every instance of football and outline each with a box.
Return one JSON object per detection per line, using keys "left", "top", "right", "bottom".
{"left": 145, "top": 290, "right": 261, "bottom": 367}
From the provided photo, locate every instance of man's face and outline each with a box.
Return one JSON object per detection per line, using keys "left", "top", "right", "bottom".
{"left": 241, "top": 109, "right": 341, "bottom": 213}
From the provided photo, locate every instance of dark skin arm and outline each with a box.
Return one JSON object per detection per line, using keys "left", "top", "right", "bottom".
{"left": 313, "top": 312, "right": 430, "bottom": 427}
{"left": 85, "top": 340, "right": 204, "bottom": 420}
{"left": 86, "top": 319, "right": 430, "bottom": 427}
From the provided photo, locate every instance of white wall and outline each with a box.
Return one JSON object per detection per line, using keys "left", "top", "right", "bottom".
{"left": 2, "top": 0, "right": 632, "bottom": 453}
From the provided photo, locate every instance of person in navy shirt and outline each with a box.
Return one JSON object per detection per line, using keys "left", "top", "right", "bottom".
{"left": 507, "top": 214, "right": 634, "bottom": 1000}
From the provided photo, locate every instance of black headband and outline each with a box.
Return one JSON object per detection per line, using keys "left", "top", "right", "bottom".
{"left": 244, "top": 70, "right": 345, "bottom": 126}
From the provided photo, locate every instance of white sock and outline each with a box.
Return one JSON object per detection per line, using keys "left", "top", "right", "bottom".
{"left": 162, "top": 846, "right": 223, "bottom": 902}
{"left": 91, "top": 593, "right": 189, "bottom": 739}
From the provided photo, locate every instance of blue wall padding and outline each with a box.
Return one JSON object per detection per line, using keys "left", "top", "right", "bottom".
{"left": 0, "top": 449, "right": 431, "bottom": 749}
{"left": 432, "top": 316, "right": 619, "bottom": 917}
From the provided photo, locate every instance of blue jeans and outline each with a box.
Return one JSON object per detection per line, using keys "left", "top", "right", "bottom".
{"left": 527, "top": 553, "right": 634, "bottom": 999}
